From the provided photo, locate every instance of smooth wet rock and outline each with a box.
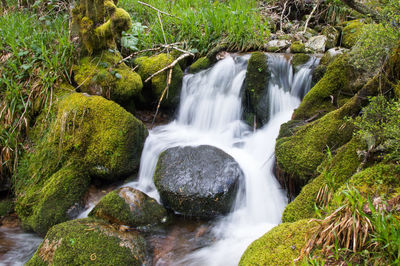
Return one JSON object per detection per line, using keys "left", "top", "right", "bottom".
{"left": 27, "top": 218, "right": 147, "bottom": 265}
{"left": 154, "top": 145, "right": 244, "bottom": 218}
{"left": 89, "top": 187, "right": 167, "bottom": 227}
{"left": 305, "top": 35, "right": 327, "bottom": 53}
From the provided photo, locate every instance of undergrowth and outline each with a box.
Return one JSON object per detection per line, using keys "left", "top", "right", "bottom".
{"left": 119, "top": 0, "right": 269, "bottom": 54}
{"left": 0, "top": 1, "right": 74, "bottom": 181}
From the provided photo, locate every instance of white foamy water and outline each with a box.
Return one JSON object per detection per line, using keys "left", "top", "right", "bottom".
{"left": 125, "top": 53, "right": 318, "bottom": 265}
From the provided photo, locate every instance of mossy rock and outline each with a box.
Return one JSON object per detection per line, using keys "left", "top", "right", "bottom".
{"left": 15, "top": 165, "right": 90, "bottom": 236}
{"left": 291, "top": 53, "right": 310, "bottom": 69}
{"left": 188, "top": 57, "right": 211, "bottom": 73}
{"left": 50, "top": 93, "right": 147, "bottom": 179}
{"left": 341, "top": 20, "right": 364, "bottom": 48}
{"left": 277, "top": 120, "right": 305, "bottom": 139}
{"left": 290, "top": 41, "right": 306, "bottom": 53}
{"left": 346, "top": 163, "right": 400, "bottom": 198}
{"left": 282, "top": 137, "right": 363, "bottom": 222}
{"left": 0, "top": 198, "right": 14, "bottom": 217}
{"left": 14, "top": 93, "right": 147, "bottom": 235}
{"left": 242, "top": 52, "right": 270, "bottom": 127}
{"left": 239, "top": 219, "right": 316, "bottom": 265}
{"left": 89, "top": 187, "right": 167, "bottom": 227}
{"left": 135, "top": 53, "right": 183, "bottom": 108}
{"left": 275, "top": 108, "right": 354, "bottom": 185}
{"left": 73, "top": 50, "right": 142, "bottom": 112}
{"left": 27, "top": 218, "right": 147, "bottom": 265}
{"left": 321, "top": 25, "right": 339, "bottom": 49}
{"left": 293, "top": 54, "right": 355, "bottom": 120}
{"left": 188, "top": 43, "right": 228, "bottom": 73}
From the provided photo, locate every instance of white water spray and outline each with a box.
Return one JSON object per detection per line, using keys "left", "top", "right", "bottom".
{"left": 126, "top": 53, "right": 318, "bottom": 265}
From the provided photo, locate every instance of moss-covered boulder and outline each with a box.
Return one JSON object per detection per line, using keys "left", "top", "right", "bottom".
{"left": 154, "top": 145, "right": 243, "bottom": 218}
{"left": 282, "top": 137, "right": 363, "bottom": 222}
{"left": 188, "top": 57, "right": 211, "bottom": 73}
{"left": 290, "top": 41, "right": 306, "bottom": 53}
{"left": 89, "top": 187, "right": 167, "bottom": 227}
{"left": 239, "top": 219, "right": 316, "bottom": 265}
{"left": 188, "top": 43, "right": 228, "bottom": 73}
{"left": 346, "top": 163, "right": 400, "bottom": 199}
{"left": 73, "top": 51, "right": 143, "bottom": 111}
{"left": 341, "top": 20, "right": 364, "bottom": 48}
{"left": 72, "top": 0, "right": 132, "bottom": 54}
{"left": 16, "top": 165, "right": 89, "bottom": 236}
{"left": 293, "top": 54, "right": 356, "bottom": 120}
{"left": 14, "top": 93, "right": 148, "bottom": 235}
{"left": 135, "top": 53, "right": 183, "bottom": 108}
{"left": 27, "top": 218, "right": 147, "bottom": 265}
{"left": 291, "top": 53, "right": 310, "bottom": 69}
{"left": 321, "top": 25, "right": 339, "bottom": 49}
{"left": 275, "top": 108, "right": 354, "bottom": 188}
{"left": 242, "top": 52, "right": 270, "bottom": 127}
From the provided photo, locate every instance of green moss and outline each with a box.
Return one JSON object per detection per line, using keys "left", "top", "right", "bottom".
{"left": 347, "top": 163, "right": 400, "bottom": 198}
{"left": 292, "top": 53, "right": 310, "bottom": 68}
{"left": 293, "top": 54, "right": 355, "bottom": 120}
{"left": 266, "top": 46, "right": 280, "bottom": 52}
{"left": 135, "top": 53, "right": 183, "bottom": 108}
{"left": 16, "top": 165, "right": 89, "bottom": 236}
{"left": 0, "top": 199, "right": 14, "bottom": 217}
{"left": 242, "top": 52, "right": 270, "bottom": 126}
{"left": 73, "top": 0, "right": 132, "bottom": 54}
{"left": 89, "top": 187, "right": 167, "bottom": 226}
{"left": 282, "top": 137, "right": 363, "bottom": 222}
{"left": 73, "top": 50, "right": 143, "bottom": 110}
{"left": 312, "top": 64, "right": 326, "bottom": 84}
{"left": 394, "top": 81, "right": 400, "bottom": 99}
{"left": 290, "top": 41, "right": 306, "bottom": 53}
{"left": 239, "top": 219, "right": 316, "bottom": 265}
{"left": 188, "top": 57, "right": 211, "bottom": 73}
{"left": 276, "top": 108, "right": 354, "bottom": 184}
{"left": 341, "top": 20, "right": 364, "bottom": 48}
{"left": 14, "top": 93, "right": 148, "bottom": 235}
{"left": 277, "top": 120, "right": 305, "bottom": 139}
{"left": 27, "top": 218, "right": 146, "bottom": 265}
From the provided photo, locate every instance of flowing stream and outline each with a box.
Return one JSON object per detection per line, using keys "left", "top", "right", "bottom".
{"left": 0, "top": 53, "right": 318, "bottom": 265}
{"left": 126, "top": 53, "right": 319, "bottom": 265}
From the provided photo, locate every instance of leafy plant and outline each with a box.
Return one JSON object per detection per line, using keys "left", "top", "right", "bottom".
{"left": 350, "top": 96, "right": 400, "bottom": 163}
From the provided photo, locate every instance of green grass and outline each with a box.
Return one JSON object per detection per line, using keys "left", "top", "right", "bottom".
{"left": 119, "top": 0, "right": 269, "bottom": 54}
{"left": 0, "top": 3, "right": 74, "bottom": 180}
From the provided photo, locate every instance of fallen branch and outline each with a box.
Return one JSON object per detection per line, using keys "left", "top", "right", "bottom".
{"left": 302, "top": 0, "right": 321, "bottom": 34}
{"left": 145, "top": 53, "right": 193, "bottom": 83}
{"left": 138, "top": 1, "right": 181, "bottom": 20}
{"left": 151, "top": 68, "right": 173, "bottom": 128}
{"left": 280, "top": 1, "right": 288, "bottom": 32}
{"left": 115, "top": 42, "right": 190, "bottom": 66}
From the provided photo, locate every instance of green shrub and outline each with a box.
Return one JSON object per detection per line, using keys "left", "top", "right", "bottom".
{"left": 349, "top": 24, "right": 399, "bottom": 74}
{"left": 350, "top": 96, "right": 400, "bottom": 163}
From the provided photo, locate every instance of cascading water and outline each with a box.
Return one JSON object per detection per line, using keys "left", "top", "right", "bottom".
{"left": 128, "top": 53, "right": 318, "bottom": 265}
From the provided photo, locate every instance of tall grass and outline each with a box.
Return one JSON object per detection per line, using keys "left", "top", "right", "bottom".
{"left": 119, "top": 0, "right": 269, "bottom": 54}
{"left": 0, "top": 5, "right": 74, "bottom": 180}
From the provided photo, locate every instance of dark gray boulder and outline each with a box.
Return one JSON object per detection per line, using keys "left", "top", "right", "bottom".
{"left": 154, "top": 145, "right": 244, "bottom": 218}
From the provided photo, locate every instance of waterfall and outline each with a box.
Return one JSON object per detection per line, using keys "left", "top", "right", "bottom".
{"left": 125, "top": 53, "right": 318, "bottom": 265}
